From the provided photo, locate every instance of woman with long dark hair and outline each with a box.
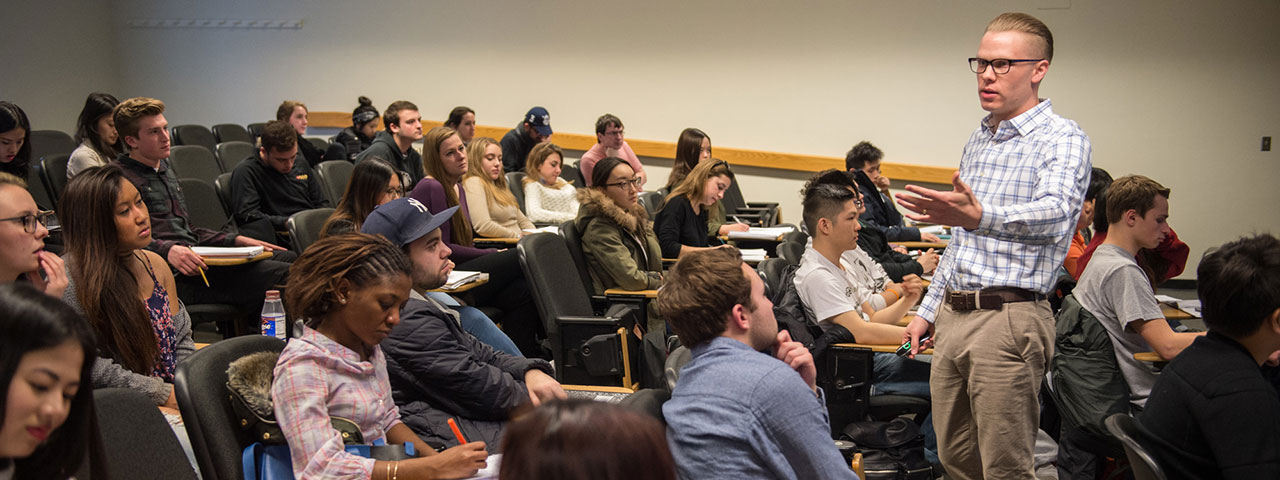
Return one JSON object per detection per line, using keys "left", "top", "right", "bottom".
{"left": 57, "top": 165, "right": 201, "bottom": 472}
{"left": 409, "top": 126, "right": 544, "bottom": 357}
{"left": 0, "top": 102, "right": 32, "bottom": 179}
{"left": 0, "top": 282, "right": 105, "bottom": 480}
{"left": 273, "top": 233, "right": 487, "bottom": 479}
{"left": 321, "top": 157, "right": 403, "bottom": 237}
{"left": 67, "top": 92, "right": 123, "bottom": 178}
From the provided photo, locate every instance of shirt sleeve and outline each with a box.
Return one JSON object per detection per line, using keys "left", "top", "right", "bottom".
{"left": 273, "top": 355, "right": 375, "bottom": 479}
{"left": 917, "top": 245, "right": 958, "bottom": 323}
{"left": 654, "top": 198, "right": 689, "bottom": 259}
{"left": 463, "top": 177, "right": 519, "bottom": 238}
{"left": 755, "top": 366, "right": 858, "bottom": 479}
{"left": 972, "top": 130, "right": 1092, "bottom": 245}
{"left": 1107, "top": 264, "right": 1165, "bottom": 330}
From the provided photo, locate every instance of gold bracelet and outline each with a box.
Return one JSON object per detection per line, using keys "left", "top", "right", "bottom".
{"left": 385, "top": 461, "right": 392, "bottom": 480}
{"left": 393, "top": 461, "right": 400, "bottom": 480}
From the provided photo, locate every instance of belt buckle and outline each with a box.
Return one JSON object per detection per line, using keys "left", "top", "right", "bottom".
{"left": 948, "top": 290, "right": 977, "bottom": 311}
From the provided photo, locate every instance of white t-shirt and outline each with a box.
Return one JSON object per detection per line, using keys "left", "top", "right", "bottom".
{"left": 794, "top": 247, "right": 871, "bottom": 331}
{"left": 1074, "top": 243, "right": 1166, "bottom": 408}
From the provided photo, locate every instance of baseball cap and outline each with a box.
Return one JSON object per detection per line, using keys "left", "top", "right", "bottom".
{"left": 524, "top": 106, "right": 553, "bottom": 137}
{"left": 360, "top": 198, "right": 459, "bottom": 247}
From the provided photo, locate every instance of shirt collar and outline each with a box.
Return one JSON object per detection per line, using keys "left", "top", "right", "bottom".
{"left": 981, "top": 98, "right": 1054, "bottom": 140}
{"left": 690, "top": 336, "right": 754, "bottom": 358}
{"left": 297, "top": 324, "right": 378, "bottom": 373}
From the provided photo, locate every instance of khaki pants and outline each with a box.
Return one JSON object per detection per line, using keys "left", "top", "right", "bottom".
{"left": 931, "top": 300, "right": 1054, "bottom": 480}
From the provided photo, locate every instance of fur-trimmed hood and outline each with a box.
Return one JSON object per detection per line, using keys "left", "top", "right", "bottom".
{"left": 575, "top": 187, "right": 652, "bottom": 237}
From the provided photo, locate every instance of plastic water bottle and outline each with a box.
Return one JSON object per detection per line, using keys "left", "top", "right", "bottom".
{"left": 261, "top": 290, "right": 286, "bottom": 339}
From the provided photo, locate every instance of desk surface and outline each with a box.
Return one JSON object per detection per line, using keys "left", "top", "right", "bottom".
{"left": 428, "top": 277, "right": 489, "bottom": 294}
{"left": 890, "top": 241, "right": 948, "bottom": 249}
{"left": 474, "top": 237, "right": 520, "bottom": 246}
{"left": 832, "top": 342, "right": 934, "bottom": 356}
{"left": 604, "top": 288, "right": 659, "bottom": 299}
{"left": 562, "top": 384, "right": 637, "bottom": 394}
{"left": 1161, "top": 303, "right": 1195, "bottom": 320}
{"left": 1133, "top": 351, "right": 1163, "bottom": 362}
{"left": 202, "top": 251, "right": 274, "bottom": 266}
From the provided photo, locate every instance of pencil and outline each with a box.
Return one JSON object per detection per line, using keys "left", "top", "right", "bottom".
{"left": 447, "top": 418, "right": 467, "bottom": 444}
{"left": 198, "top": 267, "right": 210, "bottom": 287}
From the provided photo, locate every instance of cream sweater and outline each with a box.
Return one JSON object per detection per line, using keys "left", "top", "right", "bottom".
{"left": 462, "top": 176, "right": 534, "bottom": 238}
{"left": 523, "top": 180, "right": 578, "bottom": 223}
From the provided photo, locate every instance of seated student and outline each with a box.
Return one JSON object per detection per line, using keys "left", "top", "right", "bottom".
{"left": 809, "top": 169, "right": 938, "bottom": 281}
{"left": 664, "top": 128, "right": 710, "bottom": 192}
{"left": 579, "top": 114, "right": 646, "bottom": 187}
{"left": 67, "top": 92, "right": 123, "bottom": 178}
{"left": 320, "top": 157, "right": 402, "bottom": 237}
{"left": 499, "top": 400, "right": 676, "bottom": 480}
{"left": 360, "top": 198, "right": 563, "bottom": 450}
{"left": 521, "top": 142, "right": 578, "bottom": 224}
{"left": 112, "top": 97, "right": 293, "bottom": 326}
{"left": 0, "top": 102, "right": 32, "bottom": 180}
{"left": 0, "top": 172, "right": 64, "bottom": 297}
{"left": 654, "top": 159, "right": 732, "bottom": 259}
{"left": 0, "top": 283, "right": 103, "bottom": 480}
{"left": 575, "top": 156, "right": 662, "bottom": 294}
{"left": 1138, "top": 234, "right": 1280, "bottom": 478}
{"left": 846, "top": 141, "right": 941, "bottom": 243}
{"left": 330, "top": 96, "right": 379, "bottom": 162}
{"left": 1076, "top": 173, "right": 1190, "bottom": 284}
{"left": 462, "top": 137, "right": 534, "bottom": 238}
{"left": 321, "top": 158, "right": 520, "bottom": 356}
{"left": 57, "top": 165, "right": 201, "bottom": 472}
{"left": 356, "top": 100, "right": 426, "bottom": 189}
{"left": 1076, "top": 176, "right": 1203, "bottom": 403}
{"left": 1063, "top": 167, "right": 1111, "bottom": 278}
{"left": 230, "top": 120, "right": 330, "bottom": 244}
{"left": 443, "top": 106, "right": 476, "bottom": 145}
{"left": 658, "top": 247, "right": 857, "bottom": 479}
{"left": 499, "top": 107, "right": 552, "bottom": 173}
{"left": 276, "top": 100, "right": 323, "bottom": 167}
{"left": 272, "top": 233, "right": 488, "bottom": 479}
{"left": 410, "top": 126, "right": 543, "bottom": 357}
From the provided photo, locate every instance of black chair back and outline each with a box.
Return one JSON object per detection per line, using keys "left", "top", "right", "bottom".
{"left": 175, "top": 335, "right": 286, "bottom": 480}
{"left": 723, "top": 179, "right": 748, "bottom": 212}
{"left": 315, "top": 160, "right": 355, "bottom": 204}
{"left": 557, "top": 220, "right": 599, "bottom": 297}
{"left": 756, "top": 257, "right": 790, "bottom": 299}
{"left": 216, "top": 141, "right": 255, "bottom": 170}
{"left": 287, "top": 207, "right": 336, "bottom": 253}
{"left": 95, "top": 388, "right": 199, "bottom": 479}
{"left": 517, "top": 233, "right": 596, "bottom": 337}
{"left": 178, "top": 178, "right": 231, "bottom": 231}
{"left": 214, "top": 172, "right": 234, "bottom": 217}
{"left": 29, "top": 130, "right": 77, "bottom": 163}
{"left": 777, "top": 241, "right": 805, "bottom": 265}
{"left": 170, "top": 145, "right": 225, "bottom": 184}
{"left": 663, "top": 346, "right": 691, "bottom": 391}
{"left": 211, "top": 123, "right": 253, "bottom": 144}
{"left": 561, "top": 162, "right": 585, "bottom": 186}
{"left": 171, "top": 125, "right": 219, "bottom": 156}
{"left": 637, "top": 191, "right": 663, "bottom": 219}
{"left": 1105, "top": 414, "right": 1168, "bottom": 480}
{"left": 25, "top": 163, "right": 55, "bottom": 210}
{"left": 246, "top": 122, "right": 267, "bottom": 144}
{"left": 618, "top": 388, "right": 671, "bottom": 425}
{"left": 781, "top": 229, "right": 809, "bottom": 246}
{"left": 506, "top": 172, "right": 527, "bottom": 212}
{"left": 41, "top": 153, "right": 71, "bottom": 202}
{"left": 305, "top": 137, "right": 329, "bottom": 153}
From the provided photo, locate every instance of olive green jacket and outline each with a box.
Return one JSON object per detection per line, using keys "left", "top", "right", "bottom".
{"left": 575, "top": 188, "right": 663, "bottom": 294}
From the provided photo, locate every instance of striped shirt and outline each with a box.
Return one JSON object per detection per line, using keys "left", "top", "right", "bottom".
{"left": 273, "top": 325, "right": 403, "bottom": 479}
{"left": 919, "top": 99, "right": 1091, "bottom": 323}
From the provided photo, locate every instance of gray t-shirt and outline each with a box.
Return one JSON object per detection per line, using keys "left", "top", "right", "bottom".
{"left": 1074, "top": 244, "right": 1165, "bottom": 408}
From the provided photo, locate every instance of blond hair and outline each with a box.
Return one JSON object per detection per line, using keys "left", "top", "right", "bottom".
{"left": 463, "top": 137, "right": 518, "bottom": 208}
{"left": 665, "top": 158, "right": 733, "bottom": 207}
{"left": 523, "top": 142, "right": 568, "bottom": 188}
{"left": 112, "top": 97, "right": 165, "bottom": 140}
{"left": 986, "top": 12, "right": 1054, "bottom": 62}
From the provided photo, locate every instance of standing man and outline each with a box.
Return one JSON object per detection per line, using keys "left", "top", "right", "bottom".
{"left": 499, "top": 106, "right": 551, "bottom": 173}
{"left": 895, "top": 13, "right": 1091, "bottom": 479}
{"left": 579, "top": 113, "right": 646, "bottom": 187}
{"left": 356, "top": 100, "right": 425, "bottom": 189}
{"left": 660, "top": 247, "right": 857, "bottom": 480}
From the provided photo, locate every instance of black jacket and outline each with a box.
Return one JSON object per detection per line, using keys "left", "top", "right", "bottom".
{"left": 296, "top": 132, "right": 324, "bottom": 167}
{"left": 331, "top": 127, "right": 373, "bottom": 162}
{"left": 852, "top": 170, "right": 920, "bottom": 242}
{"left": 499, "top": 125, "right": 536, "bottom": 173}
{"left": 857, "top": 221, "right": 923, "bottom": 282}
{"left": 355, "top": 130, "right": 425, "bottom": 189}
{"left": 228, "top": 153, "right": 329, "bottom": 230}
{"left": 382, "top": 295, "right": 552, "bottom": 451}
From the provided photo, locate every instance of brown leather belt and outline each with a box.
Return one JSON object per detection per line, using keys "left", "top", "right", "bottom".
{"left": 945, "top": 287, "right": 1045, "bottom": 312}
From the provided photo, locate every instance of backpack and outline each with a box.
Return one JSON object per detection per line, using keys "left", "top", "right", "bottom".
{"left": 1049, "top": 294, "right": 1131, "bottom": 443}
{"left": 840, "top": 418, "right": 933, "bottom": 480}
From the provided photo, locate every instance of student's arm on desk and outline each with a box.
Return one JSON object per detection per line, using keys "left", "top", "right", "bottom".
{"left": 863, "top": 276, "right": 923, "bottom": 325}
{"left": 827, "top": 311, "right": 906, "bottom": 345}
{"left": 1131, "top": 317, "right": 1204, "bottom": 361}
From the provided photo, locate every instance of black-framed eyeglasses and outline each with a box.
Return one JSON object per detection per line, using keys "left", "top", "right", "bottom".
{"left": 0, "top": 211, "right": 57, "bottom": 234}
{"left": 604, "top": 177, "right": 643, "bottom": 190}
{"left": 385, "top": 187, "right": 405, "bottom": 198}
{"left": 968, "top": 57, "right": 1044, "bottom": 74}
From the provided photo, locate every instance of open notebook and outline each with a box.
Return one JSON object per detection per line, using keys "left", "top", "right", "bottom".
{"left": 191, "top": 246, "right": 264, "bottom": 258}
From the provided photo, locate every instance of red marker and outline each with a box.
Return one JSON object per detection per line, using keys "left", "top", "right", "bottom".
{"left": 447, "top": 417, "right": 467, "bottom": 444}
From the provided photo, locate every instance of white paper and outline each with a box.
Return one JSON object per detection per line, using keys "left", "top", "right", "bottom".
{"left": 522, "top": 226, "right": 559, "bottom": 234}
{"left": 444, "top": 271, "right": 487, "bottom": 289}
{"left": 1153, "top": 294, "right": 1181, "bottom": 304}
{"left": 739, "top": 248, "right": 768, "bottom": 262}
{"left": 191, "top": 246, "right": 264, "bottom": 258}
{"left": 463, "top": 454, "right": 502, "bottom": 480}
{"left": 728, "top": 226, "right": 794, "bottom": 241}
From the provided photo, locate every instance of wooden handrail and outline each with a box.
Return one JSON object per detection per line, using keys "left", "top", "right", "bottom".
{"left": 306, "top": 112, "right": 957, "bottom": 184}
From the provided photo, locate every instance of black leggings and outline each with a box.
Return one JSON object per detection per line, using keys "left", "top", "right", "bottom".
{"left": 458, "top": 249, "right": 545, "bottom": 357}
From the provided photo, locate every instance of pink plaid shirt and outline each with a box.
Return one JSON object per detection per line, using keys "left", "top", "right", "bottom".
{"left": 273, "top": 325, "right": 403, "bottom": 479}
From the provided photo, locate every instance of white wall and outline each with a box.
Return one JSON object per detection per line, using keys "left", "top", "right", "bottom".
{"left": 11, "top": 0, "right": 1280, "bottom": 279}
